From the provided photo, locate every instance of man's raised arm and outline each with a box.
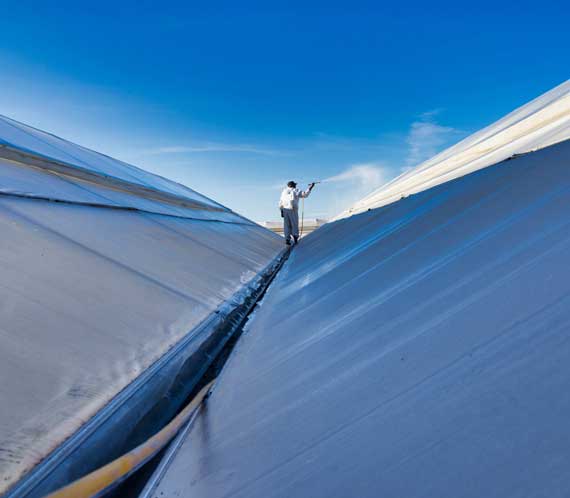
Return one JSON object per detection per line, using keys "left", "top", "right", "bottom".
{"left": 299, "top": 183, "right": 316, "bottom": 198}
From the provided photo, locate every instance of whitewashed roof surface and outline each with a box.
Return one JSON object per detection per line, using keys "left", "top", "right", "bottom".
{"left": 336, "top": 79, "right": 570, "bottom": 219}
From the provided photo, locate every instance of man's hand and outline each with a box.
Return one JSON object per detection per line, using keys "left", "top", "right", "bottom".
{"left": 309, "top": 182, "right": 315, "bottom": 190}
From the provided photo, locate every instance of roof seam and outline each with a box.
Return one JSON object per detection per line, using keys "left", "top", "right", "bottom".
{"left": 0, "top": 145, "right": 225, "bottom": 213}
{"left": 0, "top": 191, "right": 255, "bottom": 226}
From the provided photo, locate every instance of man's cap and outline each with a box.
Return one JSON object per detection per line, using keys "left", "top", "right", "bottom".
{"left": 287, "top": 181, "right": 297, "bottom": 188}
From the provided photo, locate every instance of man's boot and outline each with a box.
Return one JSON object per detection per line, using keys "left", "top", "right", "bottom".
{"left": 293, "top": 235, "right": 299, "bottom": 244}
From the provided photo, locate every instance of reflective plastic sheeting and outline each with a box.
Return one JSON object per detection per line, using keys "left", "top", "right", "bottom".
{"left": 0, "top": 195, "right": 282, "bottom": 494}
{"left": 153, "top": 139, "right": 570, "bottom": 498}
{"left": 0, "top": 157, "right": 245, "bottom": 223}
{"left": 0, "top": 114, "right": 221, "bottom": 208}
{"left": 0, "top": 113, "right": 284, "bottom": 495}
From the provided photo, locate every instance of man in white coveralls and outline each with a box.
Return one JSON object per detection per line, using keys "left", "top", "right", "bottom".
{"left": 279, "top": 181, "right": 316, "bottom": 245}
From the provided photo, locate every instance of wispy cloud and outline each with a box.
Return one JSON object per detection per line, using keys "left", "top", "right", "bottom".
{"left": 294, "top": 112, "right": 462, "bottom": 218}
{"left": 143, "top": 142, "right": 284, "bottom": 156}
{"left": 406, "top": 109, "right": 461, "bottom": 166}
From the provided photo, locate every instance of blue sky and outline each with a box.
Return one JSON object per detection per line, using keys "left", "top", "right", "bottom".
{"left": 0, "top": 1, "right": 568, "bottom": 220}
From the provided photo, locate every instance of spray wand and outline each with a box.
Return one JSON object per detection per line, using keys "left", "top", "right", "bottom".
{"left": 300, "top": 182, "right": 321, "bottom": 238}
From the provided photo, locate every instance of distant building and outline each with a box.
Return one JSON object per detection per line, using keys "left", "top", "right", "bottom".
{"left": 260, "top": 218, "right": 328, "bottom": 237}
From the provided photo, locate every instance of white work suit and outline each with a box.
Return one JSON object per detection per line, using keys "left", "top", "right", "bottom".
{"left": 279, "top": 186, "right": 312, "bottom": 242}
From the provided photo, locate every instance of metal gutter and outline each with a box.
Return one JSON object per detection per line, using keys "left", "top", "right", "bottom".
{"left": 137, "top": 246, "right": 291, "bottom": 498}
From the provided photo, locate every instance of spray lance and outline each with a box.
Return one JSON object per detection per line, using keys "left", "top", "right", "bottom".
{"left": 300, "top": 181, "right": 321, "bottom": 237}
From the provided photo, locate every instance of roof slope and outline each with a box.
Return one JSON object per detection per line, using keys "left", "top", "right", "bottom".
{"left": 335, "top": 79, "right": 570, "bottom": 219}
{"left": 152, "top": 138, "right": 570, "bottom": 497}
{"left": 0, "top": 118, "right": 283, "bottom": 495}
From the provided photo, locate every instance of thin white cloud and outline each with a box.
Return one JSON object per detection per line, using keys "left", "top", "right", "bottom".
{"left": 143, "top": 143, "right": 283, "bottom": 156}
{"left": 406, "top": 110, "right": 460, "bottom": 166}
{"left": 292, "top": 112, "right": 461, "bottom": 218}
{"left": 418, "top": 108, "right": 444, "bottom": 121}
